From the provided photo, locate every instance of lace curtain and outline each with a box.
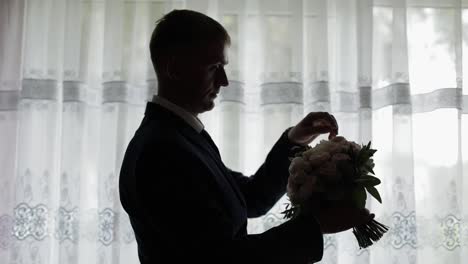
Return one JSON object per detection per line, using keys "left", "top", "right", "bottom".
{"left": 0, "top": 0, "right": 467, "bottom": 263}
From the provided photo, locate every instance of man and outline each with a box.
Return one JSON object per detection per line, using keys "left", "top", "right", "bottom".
{"left": 119, "top": 9, "right": 371, "bottom": 264}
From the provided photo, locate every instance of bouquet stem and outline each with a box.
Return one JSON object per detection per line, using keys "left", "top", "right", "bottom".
{"left": 352, "top": 219, "right": 388, "bottom": 249}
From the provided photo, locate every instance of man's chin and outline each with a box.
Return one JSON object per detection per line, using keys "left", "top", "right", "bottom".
{"left": 197, "top": 101, "right": 215, "bottom": 114}
{"left": 205, "top": 101, "right": 215, "bottom": 111}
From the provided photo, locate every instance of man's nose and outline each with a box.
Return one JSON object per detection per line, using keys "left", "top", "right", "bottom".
{"left": 216, "top": 67, "right": 229, "bottom": 87}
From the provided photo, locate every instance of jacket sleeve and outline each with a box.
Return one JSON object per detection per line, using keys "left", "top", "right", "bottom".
{"left": 135, "top": 137, "right": 322, "bottom": 264}
{"left": 229, "top": 127, "right": 309, "bottom": 218}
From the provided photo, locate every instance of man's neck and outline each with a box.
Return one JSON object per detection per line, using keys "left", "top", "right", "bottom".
{"left": 157, "top": 91, "right": 198, "bottom": 117}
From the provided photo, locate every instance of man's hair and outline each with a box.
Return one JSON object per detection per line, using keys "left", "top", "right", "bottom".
{"left": 150, "top": 9, "right": 230, "bottom": 78}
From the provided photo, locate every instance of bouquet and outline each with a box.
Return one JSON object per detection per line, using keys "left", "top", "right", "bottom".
{"left": 282, "top": 136, "right": 388, "bottom": 249}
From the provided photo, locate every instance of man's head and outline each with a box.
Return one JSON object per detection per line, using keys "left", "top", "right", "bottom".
{"left": 150, "top": 10, "right": 230, "bottom": 114}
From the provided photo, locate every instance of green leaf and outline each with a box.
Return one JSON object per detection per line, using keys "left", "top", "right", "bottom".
{"left": 357, "top": 148, "right": 365, "bottom": 162}
{"left": 365, "top": 158, "right": 375, "bottom": 168}
{"left": 354, "top": 175, "right": 381, "bottom": 186}
{"left": 352, "top": 186, "right": 367, "bottom": 209}
{"left": 365, "top": 185, "right": 382, "bottom": 203}
{"left": 364, "top": 162, "right": 375, "bottom": 175}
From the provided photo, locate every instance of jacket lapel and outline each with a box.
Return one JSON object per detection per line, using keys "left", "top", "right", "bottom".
{"left": 145, "top": 103, "right": 246, "bottom": 208}
{"left": 198, "top": 130, "right": 247, "bottom": 205}
{"left": 178, "top": 125, "right": 247, "bottom": 208}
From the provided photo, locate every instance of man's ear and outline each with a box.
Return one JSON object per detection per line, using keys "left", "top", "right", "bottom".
{"left": 165, "top": 56, "right": 179, "bottom": 80}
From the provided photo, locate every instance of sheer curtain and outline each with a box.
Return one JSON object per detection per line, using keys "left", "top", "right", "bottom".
{"left": 0, "top": 0, "right": 467, "bottom": 263}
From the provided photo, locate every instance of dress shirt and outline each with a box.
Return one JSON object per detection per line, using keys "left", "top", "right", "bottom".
{"left": 151, "top": 95, "right": 204, "bottom": 133}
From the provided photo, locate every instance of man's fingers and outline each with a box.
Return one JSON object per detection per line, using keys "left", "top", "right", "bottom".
{"left": 293, "top": 112, "right": 339, "bottom": 143}
{"left": 308, "top": 112, "right": 337, "bottom": 126}
{"left": 304, "top": 123, "right": 337, "bottom": 140}
{"left": 329, "top": 114, "right": 338, "bottom": 128}
{"left": 306, "top": 112, "right": 330, "bottom": 119}
{"left": 329, "top": 114, "right": 338, "bottom": 135}
{"left": 309, "top": 113, "right": 338, "bottom": 133}
{"left": 308, "top": 125, "right": 336, "bottom": 135}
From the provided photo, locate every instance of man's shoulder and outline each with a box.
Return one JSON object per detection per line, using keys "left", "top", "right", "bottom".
{"left": 131, "top": 125, "right": 180, "bottom": 154}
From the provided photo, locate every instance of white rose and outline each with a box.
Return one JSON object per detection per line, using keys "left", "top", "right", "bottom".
{"left": 287, "top": 173, "right": 318, "bottom": 204}
{"left": 318, "top": 161, "right": 337, "bottom": 178}
{"left": 306, "top": 152, "right": 330, "bottom": 167}
{"left": 331, "top": 152, "right": 351, "bottom": 162}
{"left": 304, "top": 140, "right": 336, "bottom": 159}
{"left": 289, "top": 169, "right": 308, "bottom": 185}
{"left": 331, "top": 136, "right": 346, "bottom": 143}
{"left": 288, "top": 157, "right": 308, "bottom": 175}
{"left": 314, "top": 140, "right": 334, "bottom": 153}
{"left": 318, "top": 161, "right": 343, "bottom": 184}
{"left": 287, "top": 179, "right": 303, "bottom": 204}
{"left": 350, "top": 142, "right": 361, "bottom": 152}
{"left": 286, "top": 181, "right": 299, "bottom": 202}
{"left": 296, "top": 175, "right": 318, "bottom": 202}
{"left": 321, "top": 140, "right": 346, "bottom": 155}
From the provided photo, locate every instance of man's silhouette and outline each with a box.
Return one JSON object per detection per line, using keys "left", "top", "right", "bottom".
{"left": 119, "top": 9, "right": 370, "bottom": 264}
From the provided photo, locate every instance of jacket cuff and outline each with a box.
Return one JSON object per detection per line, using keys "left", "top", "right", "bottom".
{"left": 281, "top": 127, "right": 309, "bottom": 155}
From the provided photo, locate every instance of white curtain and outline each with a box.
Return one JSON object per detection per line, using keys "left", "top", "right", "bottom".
{"left": 0, "top": 0, "right": 467, "bottom": 263}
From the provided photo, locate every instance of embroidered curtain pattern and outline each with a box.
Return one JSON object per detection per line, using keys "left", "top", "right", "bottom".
{"left": 0, "top": 0, "right": 467, "bottom": 263}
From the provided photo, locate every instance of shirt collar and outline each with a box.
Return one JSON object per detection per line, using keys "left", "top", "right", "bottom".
{"left": 151, "top": 95, "right": 204, "bottom": 133}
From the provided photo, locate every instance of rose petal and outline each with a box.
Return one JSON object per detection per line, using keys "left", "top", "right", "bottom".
{"left": 332, "top": 136, "right": 346, "bottom": 143}
{"left": 307, "top": 152, "right": 330, "bottom": 167}
{"left": 331, "top": 153, "right": 351, "bottom": 162}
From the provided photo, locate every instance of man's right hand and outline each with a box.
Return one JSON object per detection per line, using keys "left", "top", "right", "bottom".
{"left": 288, "top": 112, "right": 339, "bottom": 146}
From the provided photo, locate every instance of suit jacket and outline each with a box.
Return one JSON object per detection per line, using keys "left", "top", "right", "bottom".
{"left": 119, "top": 102, "right": 323, "bottom": 264}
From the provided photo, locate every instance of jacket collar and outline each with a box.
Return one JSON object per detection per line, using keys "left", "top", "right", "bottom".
{"left": 151, "top": 95, "right": 204, "bottom": 133}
